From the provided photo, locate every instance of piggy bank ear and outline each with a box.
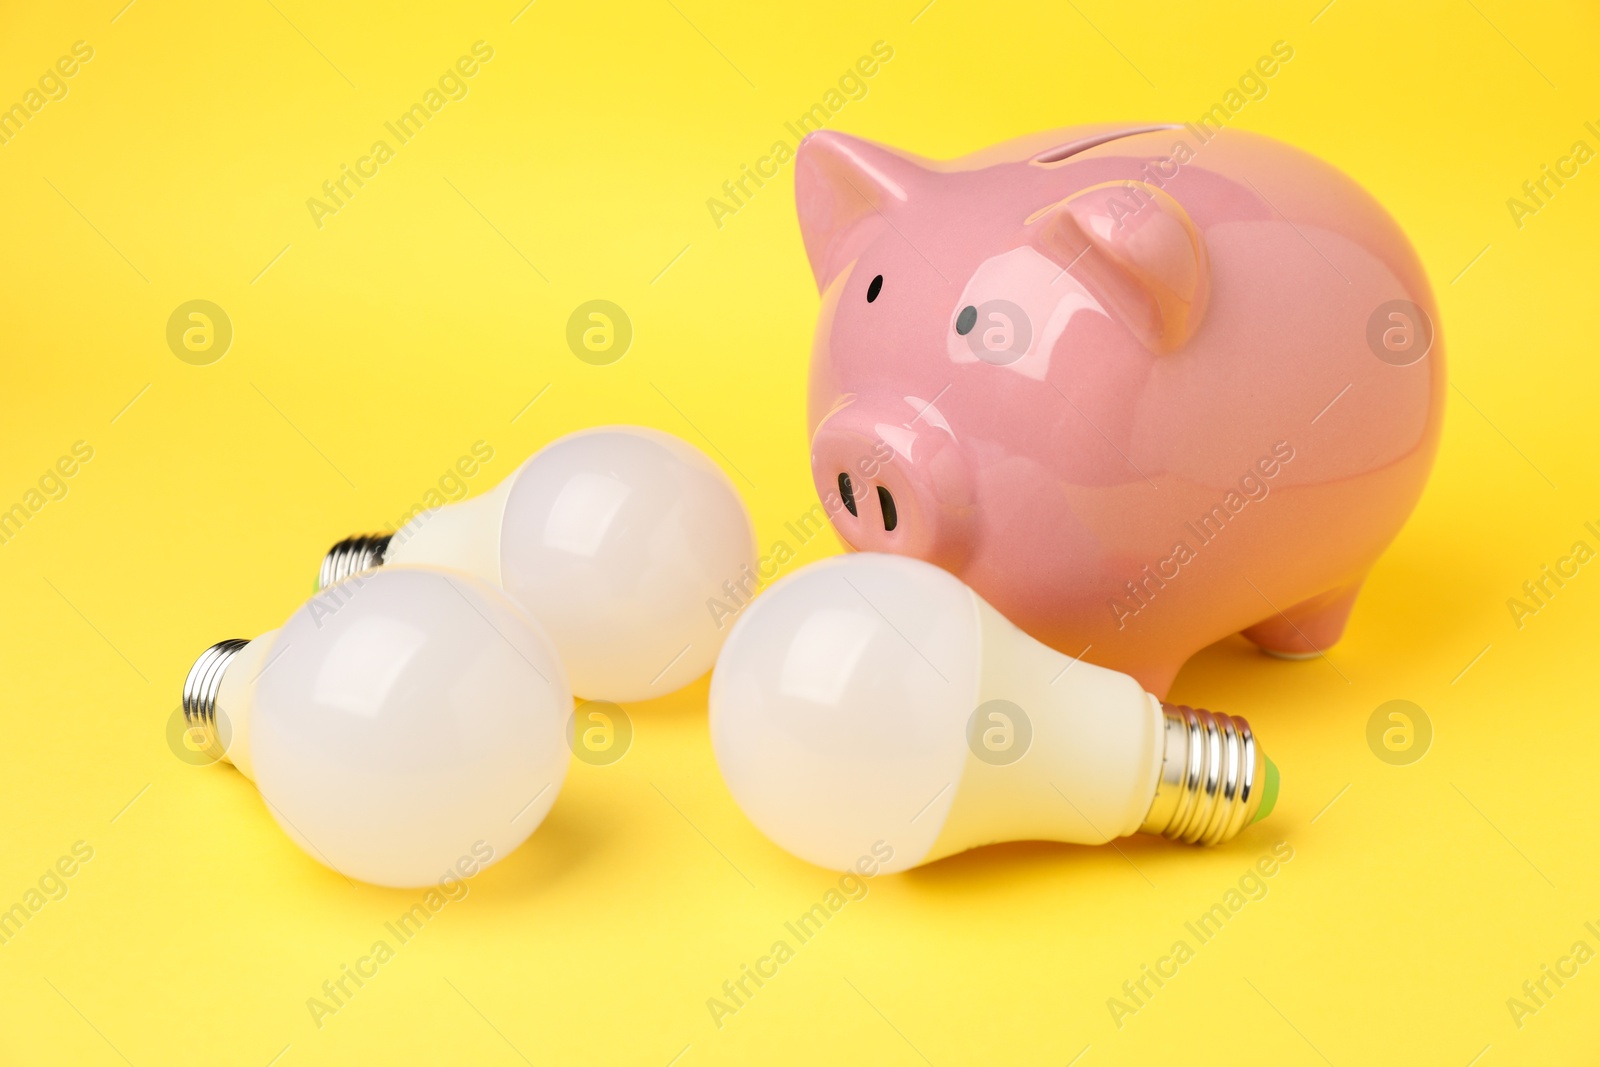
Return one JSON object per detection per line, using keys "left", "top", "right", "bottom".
{"left": 795, "top": 131, "right": 928, "bottom": 291}
{"left": 1029, "top": 181, "right": 1209, "bottom": 353}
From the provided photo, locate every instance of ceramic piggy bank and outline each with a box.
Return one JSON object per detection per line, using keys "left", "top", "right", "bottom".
{"left": 797, "top": 124, "right": 1443, "bottom": 697}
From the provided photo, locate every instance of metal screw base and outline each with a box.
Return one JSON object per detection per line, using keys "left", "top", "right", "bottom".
{"left": 182, "top": 639, "right": 248, "bottom": 756}
{"left": 319, "top": 533, "right": 392, "bottom": 590}
{"left": 1139, "top": 703, "right": 1266, "bottom": 846}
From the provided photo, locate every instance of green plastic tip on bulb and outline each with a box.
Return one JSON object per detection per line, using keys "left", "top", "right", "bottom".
{"left": 1253, "top": 757, "right": 1280, "bottom": 824}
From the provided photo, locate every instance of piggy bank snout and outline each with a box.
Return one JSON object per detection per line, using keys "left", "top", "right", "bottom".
{"left": 811, "top": 407, "right": 976, "bottom": 568}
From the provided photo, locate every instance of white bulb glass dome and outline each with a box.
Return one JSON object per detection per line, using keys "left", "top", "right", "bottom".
{"left": 246, "top": 566, "right": 571, "bottom": 887}
{"left": 374, "top": 426, "right": 756, "bottom": 702}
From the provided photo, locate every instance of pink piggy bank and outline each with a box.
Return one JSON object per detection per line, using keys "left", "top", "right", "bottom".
{"left": 797, "top": 124, "right": 1443, "bottom": 697}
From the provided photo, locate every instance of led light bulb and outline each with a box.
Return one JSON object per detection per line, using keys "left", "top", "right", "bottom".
{"left": 710, "top": 553, "right": 1279, "bottom": 873}
{"left": 321, "top": 426, "right": 756, "bottom": 703}
{"left": 182, "top": 566, "right": 571, "bottom": 888}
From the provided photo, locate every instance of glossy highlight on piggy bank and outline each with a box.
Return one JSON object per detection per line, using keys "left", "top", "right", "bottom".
{"left": 797, "top": 124, "right": 1444, "bottom": 696}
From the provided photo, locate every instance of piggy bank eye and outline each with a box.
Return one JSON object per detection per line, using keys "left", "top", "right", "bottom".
{"left": 866, "top": 274, "right": 883, "bottom": 302}
{"left": 955, "top": 305, "right": 977, "bottom": 335}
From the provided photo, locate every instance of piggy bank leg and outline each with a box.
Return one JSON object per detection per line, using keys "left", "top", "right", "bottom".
{"left": 1241, "top": 580, "right": 1364, "bottom": 660}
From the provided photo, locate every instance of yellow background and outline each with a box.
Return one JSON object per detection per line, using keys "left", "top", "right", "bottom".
{"left": 2, "top": 0, "right": 1597, "bottom": 1063}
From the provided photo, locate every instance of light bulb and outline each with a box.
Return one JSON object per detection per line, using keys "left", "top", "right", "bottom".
{"left": 709, "top": 553, "right": 1279, "bottom": 873}
{"left": 182, "top": 566, "right": 571, "bottom": 888}
{"left": 320, "top": 426, "right": 756, "bottom": 703}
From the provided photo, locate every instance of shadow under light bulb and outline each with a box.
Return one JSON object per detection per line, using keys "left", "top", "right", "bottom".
{"left": 709, "top": 553, "right": 1279, "bottom": 873}
{"left": 319, "top": 426, "right": 757, "bottom": 703}
{"left": 182, "top": 566, "right": 571, "bottom": 888}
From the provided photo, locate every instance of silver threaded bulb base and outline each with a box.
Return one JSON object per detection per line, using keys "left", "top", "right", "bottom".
{"left": 1139, "top": 703, "right": 1266, "bottom": 846}
{"left": 319, "top": 533, "right": 392, "bottom": 590}
{"left": 182, "top": 638, "right": 248, "bottom": 757}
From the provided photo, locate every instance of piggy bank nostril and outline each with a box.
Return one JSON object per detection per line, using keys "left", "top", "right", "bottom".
{"left": 838, "top": 472, "right": 858, "bottom": 516}
{"left": 956, "top": 305, "right": 978, "bottom": 335}
{"left": 876, "top": 486, "right": 898, "bottom": 532}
